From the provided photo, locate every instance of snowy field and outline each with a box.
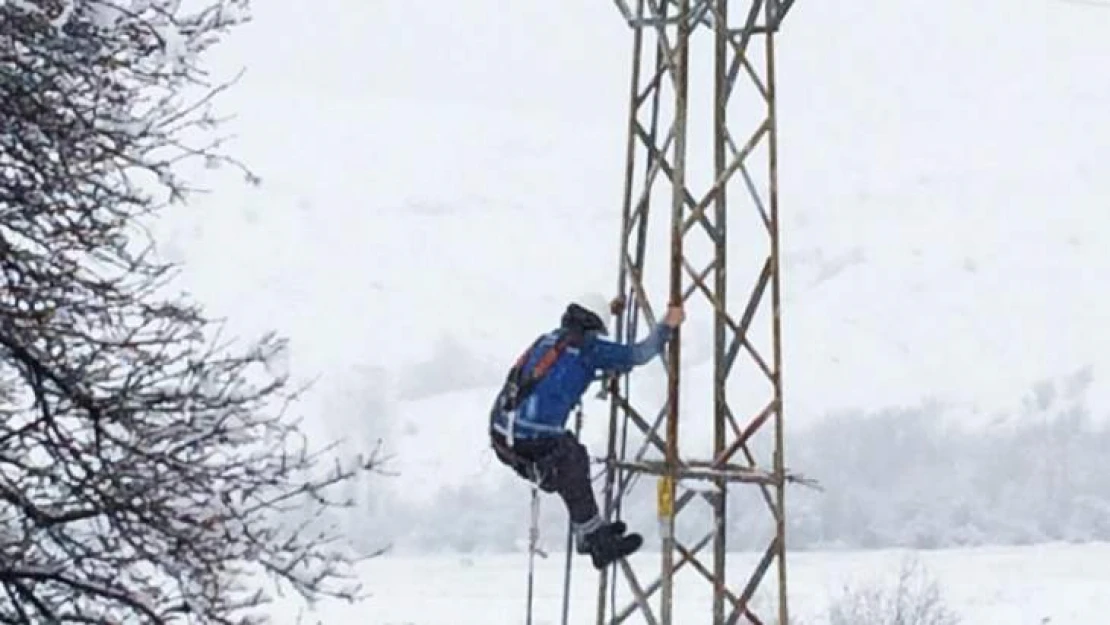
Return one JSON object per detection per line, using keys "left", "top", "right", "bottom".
{"left": 268, "top": 542, "right": 1110, "bottom": 625}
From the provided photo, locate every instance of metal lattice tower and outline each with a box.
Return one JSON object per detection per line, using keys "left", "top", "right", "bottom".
{"left": 596, "top": 1, "right": 799, "bottom": 624}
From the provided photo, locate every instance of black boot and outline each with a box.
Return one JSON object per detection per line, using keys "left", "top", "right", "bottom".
{"left": 575, "top": 520, "right": 626, "bottom": 555}
{"left": 581, "top": 523, "right": 642, "bottom": 569}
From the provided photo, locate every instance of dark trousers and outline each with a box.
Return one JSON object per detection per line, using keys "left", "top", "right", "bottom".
{"left": 491, "top": 431, "right": 599, "bottom": 524}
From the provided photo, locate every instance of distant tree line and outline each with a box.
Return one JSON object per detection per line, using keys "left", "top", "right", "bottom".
{"left": 358, "top": 370, "right": 1110, "bottom": 554}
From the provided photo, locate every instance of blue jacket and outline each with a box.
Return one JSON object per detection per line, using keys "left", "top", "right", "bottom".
{"left": 490, "top": 323, "right": 673, "bottom": 440}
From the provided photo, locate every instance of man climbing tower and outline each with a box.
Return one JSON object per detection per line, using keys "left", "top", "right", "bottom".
{"left": 488, "top": 292, "right": 685, "bottom": 569}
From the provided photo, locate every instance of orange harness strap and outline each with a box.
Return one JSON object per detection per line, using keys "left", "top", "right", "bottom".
{"left": 501, "top": 332, "right": 575, "bottom": 411}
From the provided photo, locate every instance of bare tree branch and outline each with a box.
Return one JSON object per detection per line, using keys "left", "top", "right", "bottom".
{"left": 0, "top": 1, "right": 381, "bottom": 622}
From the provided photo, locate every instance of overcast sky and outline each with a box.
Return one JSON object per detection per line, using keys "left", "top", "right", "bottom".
{"left": 160, "top": 0, "right": 1110, "bottom": 425}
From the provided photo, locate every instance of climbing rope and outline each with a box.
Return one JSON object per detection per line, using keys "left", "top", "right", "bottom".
{"left": 524, "top": 468, "right": 546, "bottom": 625}
{"left": 520, "top": 403, "right": 584, "bottom": 625}
{"left": 559, "top": 403, "right": 585, "bottom": 625}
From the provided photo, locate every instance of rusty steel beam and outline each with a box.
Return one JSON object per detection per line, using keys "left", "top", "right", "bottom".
{"left": 596, "top": 1, "right": 799, "bottom": 624}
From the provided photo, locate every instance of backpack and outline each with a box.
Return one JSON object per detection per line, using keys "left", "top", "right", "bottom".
{"left": 497, "top": 329, "right": 581, "bottom": 412}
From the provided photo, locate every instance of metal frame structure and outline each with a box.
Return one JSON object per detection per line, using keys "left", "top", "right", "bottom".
{"left": 595, "top": 1, "right": 799, "bottom": 623}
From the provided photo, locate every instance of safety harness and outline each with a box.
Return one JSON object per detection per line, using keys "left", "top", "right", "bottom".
{"left": 501, "top": 331, "right": 575, "bottom": 412}
{"left": 489, "top": 330, "right": 580, "bottom": 469}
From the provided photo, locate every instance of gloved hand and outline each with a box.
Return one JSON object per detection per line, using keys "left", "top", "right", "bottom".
{"left": 608, "top": 294, "right": 626, "bottom": 315}
{"left": 662, "top": 304, "right": 685, "bottom": 328}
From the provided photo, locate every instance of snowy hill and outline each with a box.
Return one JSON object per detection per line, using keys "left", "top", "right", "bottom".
{"left": 149, "top": 0, "right": 1110, "bottom": 549}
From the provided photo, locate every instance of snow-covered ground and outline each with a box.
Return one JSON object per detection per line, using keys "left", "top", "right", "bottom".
{"left": 265, "top": 542, "right": 1110, "bottom": 625}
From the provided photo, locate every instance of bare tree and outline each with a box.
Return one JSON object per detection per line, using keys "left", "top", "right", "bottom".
{"left": 826, "top": 556, "right": 962, "bottom": 625}
{"left": 0, "top": 1, "right": 380, "bottom": 622}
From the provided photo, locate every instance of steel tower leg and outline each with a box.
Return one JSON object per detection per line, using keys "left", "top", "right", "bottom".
{"left": 598, "top": 2, "right": 799, "bottom": 624}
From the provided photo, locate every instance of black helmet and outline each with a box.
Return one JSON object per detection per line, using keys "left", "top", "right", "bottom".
{"left": 561, "top": 302, "right": 608, "bottom": 336}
